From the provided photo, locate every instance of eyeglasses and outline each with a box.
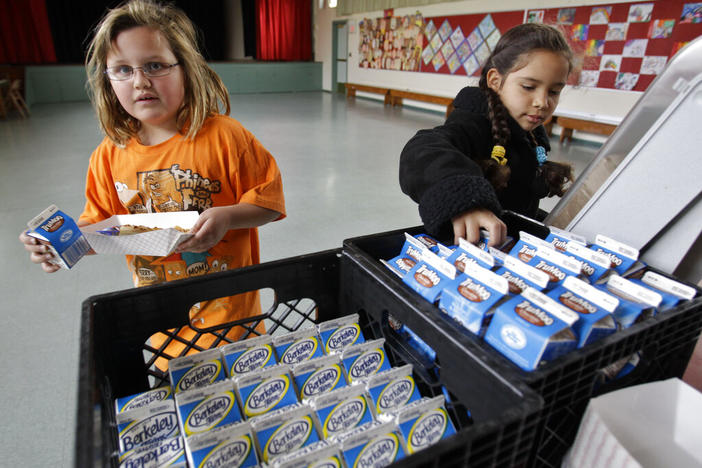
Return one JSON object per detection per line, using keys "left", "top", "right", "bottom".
{"left": 104, "top": 62, "right": 180, "bottom": 81}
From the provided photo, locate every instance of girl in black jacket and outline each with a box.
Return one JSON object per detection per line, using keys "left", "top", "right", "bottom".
{"left": 400, "top": 23, "right": 574, "bottom": 246}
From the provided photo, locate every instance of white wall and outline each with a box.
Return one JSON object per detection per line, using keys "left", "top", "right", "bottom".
{"left": 313, "top": 0, "right": 642, "bottom": 122}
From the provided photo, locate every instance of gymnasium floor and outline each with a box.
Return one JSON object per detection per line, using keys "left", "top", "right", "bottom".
{"left": 0, "top": 91, "right": 601, "bottom": 467}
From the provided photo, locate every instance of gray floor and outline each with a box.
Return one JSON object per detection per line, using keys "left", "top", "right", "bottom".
{"left": 0, "top": 92, "right": 600, "bottom": 467}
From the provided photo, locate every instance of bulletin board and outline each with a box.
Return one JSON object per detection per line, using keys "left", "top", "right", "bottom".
{"left": 528, "top": 1, "right": 702, "bottom": 91}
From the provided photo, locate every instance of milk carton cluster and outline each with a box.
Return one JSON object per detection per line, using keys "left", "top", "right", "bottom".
{"left": 383, "top": 230, "right": 696, "bottom": 371}
{"left": 113, "top": 313, "right": 457, "bottom": 467}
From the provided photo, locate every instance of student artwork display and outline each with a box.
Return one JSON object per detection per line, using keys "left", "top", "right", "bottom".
{"left": 357, "top": 1, "right": 702, "bottom": 92}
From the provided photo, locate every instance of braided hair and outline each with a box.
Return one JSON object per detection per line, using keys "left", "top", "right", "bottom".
{"left": 477, "top": 23, "right": 574, "bottom": 196}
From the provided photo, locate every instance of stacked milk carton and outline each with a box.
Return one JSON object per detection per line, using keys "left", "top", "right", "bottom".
{"left": 383, "top": 228, "right": 696, "bottom": 372}
{"left": 113, "top": 313, "right": 458, "bottom": 467}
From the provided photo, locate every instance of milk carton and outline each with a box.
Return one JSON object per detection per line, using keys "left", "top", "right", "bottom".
{"left": 590, "top": 234, "right": 639, "bottom": 275}
{"left": 438, "top": 260, "right": 509, "bottom": 336}
{"left": 263, "top": 440, "right": 343, "bottom": 468}
{"left": 564, "top": 241, "right": 612, "bottom": 283}
{"left": 292, "top": 354, "right": 348, "bottom": 401}
{"left": 493, "top": 254, "right": 550, "bottom": 296}
{"left": 118, "top": 436, "right": 186, "bottom": 468}
{"left": 485, "top": 287, "right": 579, "bottom": 371}
{"left": 383, "top": 233, "right": 427, "bottom": 277}
{"left": 234, "top": 364, "right": 298, "bottom": 419}
{"left": 413, "top": 233, "right": 441, "bottom": 254}
{"left": 596, "top": 275, "right": 662, "bottom": 328}
{"left": 335, "top": 421, "right": 406, "bottom": 467}
{"left": 309, "top": 385, "right": 375, "bottom": 439}
{"left": 168, "top": 348, "right": 226, "bottom": 394}
{"left": 508, "top": 231, "right": 555, "bottom": 263}
{"left": 629, "top": 271, "right": 696, "bottom": 310}
{"left": 222, "top": 335, "right": 277, "bottom": 377}
{"left": 547, "top": 276, "right": 619, "bottom": 348}
{"left": 115, "top": 386, "right": 173, "bottom": 414}
{"left": 185, "top": 421, "right": 258, "bottom": 468}
{"left": 366, "top": 365, "right": 422, "bottom": 416}
{"left": 251, "top": 403, "right": 322, "bottom": 463}
{"left": 545, "top": 226, "right": 586, "bottom": 252}
{"left": 526, "top": 246, "right": 582, "bottom": 291}
{"left": 26, "top": 205, "right": 91, "bottom": 269}
{"left": 391, "top": 396, "right": 457, "bottom": 454}
{"left": 174, "top": 380, "right": 243, "bottom": 436}
{"left": 341, "top": 339, "right": 392, "bottom": 384}
{"left": 317, "top": 314, "right": 366, "bottom": 355}
{"left": 273, "top": 328, "right": 325, "bottom": 366}
{"left": 446, "top": 237, "right": 495, "bottom": 272}
{"left": 117, "top": 401, "right": 180, "bottom": 453}
{"left": 402, "top": 248, "right": 457, "bottom": 303}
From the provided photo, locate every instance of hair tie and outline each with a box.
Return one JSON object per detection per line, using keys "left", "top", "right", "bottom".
{"left": 491, "top": 145, "right": 507, "bottom": 165}
{"left": 535, "top": 146, "right": 547, "bottom": 166}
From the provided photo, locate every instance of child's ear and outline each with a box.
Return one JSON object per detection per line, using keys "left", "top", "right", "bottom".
{"left": 486, "top": 68, "right": 502, "bottom": 92}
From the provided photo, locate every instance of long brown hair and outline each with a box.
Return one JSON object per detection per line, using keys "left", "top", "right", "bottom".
{"left": 477, "top": 23, "right": 574, "bottom": 195}
{"left": 85, "top": 0, "right": 230, "bottom": 147}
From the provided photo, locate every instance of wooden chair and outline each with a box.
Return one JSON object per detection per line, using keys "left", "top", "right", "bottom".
{"left": 6, "top": 79, "right": 30, "bottom": 118}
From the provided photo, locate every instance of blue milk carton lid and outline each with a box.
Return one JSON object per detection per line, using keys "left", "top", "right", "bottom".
{"left": 508, "top": 231, "right": 555, "bottom": 263}
{"left": 221, "top": 335, "right": 277, "bottom": 378}
{"left": 118, "top": 436, "right": 186, "bottom": 468}
{"left": 116, "top": 400, "right": 180, "bottom": 453}
{"left": 273, "top": 328, "right": 325, "bottom": 366}
{"left": 185, "top": 421, "right": 258, "bottom": 468}
{"left": 26, "top": 205, "right": 91, "bottom": 269}
{"left": 547, "top": 276, "right": 619, "bottom": 348}
{"left": 341, "top": 338, "right": 392, "bottom": 384}
{"left": 292, "top": 354, "right": 348, "bottom": 401}
{"left": 545, "top": 226, "right": 586, "bottom": 252}
{"left": 174, "top": 380, "right": 243, "bottom": 437}
{"left": 564, "top": 241, "right": 612, "bottom": 283}
{"left": 234, "top": 364, "right": 297, "bottom": 419}
{"left": 309, "top": 384, "right": 375, "bottom": 439}
{"left": 264, "top": 440, "right": 343, "bottom": 468}
{"left": 336, "top": 421, "right": 407, "bottom": 466}
{"left": 318, "top": 313, "right": 366, "bottom": 355}
{"left": 526, "top": 246, "right": 582, "bottom": 291}
{"left": 366, "top": 365, "right": 422, "bottom": 416}
{"left": 495, "top": 254, "right": 550, "bottom": 295}
{"left": 596, "top": 275, "right": 662, "bottom": 329}
{"left": 168, "top": 348, "right": 226, "bottom": 394}
{"left": 630, "top": 270, "right": 696, "bottom": 310}
{"left": 402, "top": 248, "right": 457, "bottom": 303}
{"left": 251, "top": 402, "right": 321, "bottom": 464}
{"left": 115, "top": 386, "right": 173, "bottom": 414}
{"left": 391, "top": 395, "right": 457, "bottom": 455}
{"left": 438, "top": 260, "right": 508, "bottom": 336}
{"left": 590, "top": 234, "right": 639, "bottom": 275}
{"left": 485, "top": 287, "right": 579, "bottom": 371}
{"left": 446, "top": 237, "right": 495, "bottom": 272}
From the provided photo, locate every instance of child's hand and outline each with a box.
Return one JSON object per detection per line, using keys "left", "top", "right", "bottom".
{"left": 451, "top": 209, "right": 506, "bottom": 247}
{"left": 19, "top": 230, "right": 61, "bottom": 273}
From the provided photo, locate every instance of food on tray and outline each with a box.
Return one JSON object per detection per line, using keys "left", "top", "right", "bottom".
{"left": 97, "top": 224, "right": 189, "bottom": 236}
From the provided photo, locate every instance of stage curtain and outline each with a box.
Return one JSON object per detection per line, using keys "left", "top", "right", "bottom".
{"left": 0, "top": 0, "right": 57, "bottom": 64}
{"left": 256, "top": 0, "right": 312, "bottom": 61}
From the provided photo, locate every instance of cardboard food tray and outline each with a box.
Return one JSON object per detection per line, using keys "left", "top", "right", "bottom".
{"left": 80, "top": 211, "right": 199, "bottom": 256}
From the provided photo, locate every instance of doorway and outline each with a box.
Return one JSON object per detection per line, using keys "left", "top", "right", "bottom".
{"left": 332, "top": 20, "right": 348, "bottom": 93}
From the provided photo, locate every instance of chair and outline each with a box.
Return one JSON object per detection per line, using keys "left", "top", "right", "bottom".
{"left": 6, "top": 79, "right": 30, "bottom": 118}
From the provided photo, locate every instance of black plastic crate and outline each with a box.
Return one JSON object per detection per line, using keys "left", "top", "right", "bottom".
{"left": 341, "top": 216, "right": 702, "bottom": 468}
{"left": 76, "top": 249, "right": 542, "bottom": 468}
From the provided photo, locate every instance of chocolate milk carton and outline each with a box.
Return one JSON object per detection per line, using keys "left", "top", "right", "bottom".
{"left": 273, "top": 328, "right": 325, "bottom": 366}
{"left": 382, "top": 233, "right": 427, "bottom": 277}
{"left": 168, "top": 348, "right": 226, "bottom": 394}
{"left": 526, "top": 246, "right": 582, "bottom": 291}
{"left": 629, "top": 270, "right": 696, "bottom": 310}
{"left": 485, "top": 287, "right": 579, "bottom": 371}
{"left": 26, "top": 205, "right": 91, "bottom": 269}
{"left": 402, "top": 248, "right": 457, "bottom": 303}
{"left": 545, "top": 226, "right": 586, "bottom": 252}
{"left": 185, "top": 421, "right": 258, "bottom": 467}
{"left": 596, "top": 275, "right": 662, "bottom": 328}
{"left": 446, "top": 237, "right": 495, "bottom": 272}
{"left": 174, "top": 380, "right": 243, "bottom": 436}
{"left": 590, "top": 234, "right": 639, "bottom": 275}
{"left": 251, "top": 403, "right": 322, "bottom": 463}
{"left": 564, "top": 241, "right": 612, "bottom": 284}
{"left": 221, "top": 335, "right": 277, "bottom": 378}
{"left": 494, "top": 254, "right": 550, "bottom": 296}
{"left": 508, "top": 231, "right": 555, "bottom": 263}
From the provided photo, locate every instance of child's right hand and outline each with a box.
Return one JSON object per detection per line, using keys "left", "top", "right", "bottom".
{"left": 451, "top": 208, "right": 507, "bottom": 247}
{"left": 19, "top": 230, "right": 61, "bottom": 273}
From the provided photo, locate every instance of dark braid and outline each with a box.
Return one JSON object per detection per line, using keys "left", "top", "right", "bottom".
{"left": 478, "top": 88, "right": 511, "bottom": 192}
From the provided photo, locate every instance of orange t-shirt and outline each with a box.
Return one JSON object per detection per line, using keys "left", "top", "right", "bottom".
{"left": 80, "top": 114, "right": 285, "bottom": 362}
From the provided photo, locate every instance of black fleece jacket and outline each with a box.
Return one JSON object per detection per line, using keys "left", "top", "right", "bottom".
{"left": 399, "top": 86, "right": 551, "bottom": 239}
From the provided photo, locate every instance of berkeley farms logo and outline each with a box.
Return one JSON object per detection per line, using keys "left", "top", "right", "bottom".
{"left": 264, "top": 417, "right": 314, "bottom": 461}
{"left": 232, "top": 345, "right": 272, "bottom": 375}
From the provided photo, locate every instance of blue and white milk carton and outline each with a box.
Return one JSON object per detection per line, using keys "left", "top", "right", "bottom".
{"left": 118, "top": 436, "right": 186, "bottom": 468}
{"left": 336, "top": 421, "right": 407, "bottom": 467}
{"left": 494, "top": 254, "right": 550, "bottom": 296}
{"left": 526, "top": 246, "right": 582, "bottom": 291}
{"left": 563, "top": 241, "right": 612, "bottom": 284}
{"left": 485, "top": 287, "right": 580, "bottom": 371}
{"left": 174, "top": 380, "right": 243, "bottom": 437}
{"left": 382, "top": 233, "right": 428, "bottom": 277}
{"left": 115, "top": 386, "right": 173, "bottom": 414}
{"left": 264, "top": 439, "right": 343, "bottom": 468}
{"left": 545, "top": 226, "right": 586, "bottom": 252}
{"left": 508, "top": 231, "right": 555, "bottom": 264}
{"left": 234, "top": 364, "right": 298, "bottom": 419}
{"left": 293, "top": 354, "right": 348, "bottom": 401}
{"left": 413, "top": 233, "right": 441, "bottom": 254}
{"left": 26, "top": 205, "right": 91, "bottom": 269}
{"left": 366, "top": 365, "right": 422, "bottom": 416}
{"left": 391, "top": 396, "right": 457, "bottom": 455}
{"left": 446, "top": 237, "right": 495, "bottom": 272}
{"left": 402, "top": 248, "right": 457, "bottom": 303}
{"left": 117, "top": 401, "right": 181, "bottom": 453}
{"left": 185, "top": 421, "right": 258, "bottom": 468}
{"left": 547, "top": 276, "right": 619, "bottom": 348}
{"left": 309, "top": 385, "right": 375, "bottom": 439}
{"left": 168, "top": 348, "right": 226, "bottom": 394}
{"left": 273, "top": 328, "right": 325, "bottom": 366}
{"left": 596, "top": 275, "right": 662, "bottom": 328}
{"left": 629, "top": 270, "right": 696, "bottom": 310}
{"left": 438, "top": 259, "right": 509, "bottom": 336}
{"left": 222, "top": 335, "right": 277, "bottom": 378}
{"left": 341, "top": 338, "right": 392, "bottom": 384}
{"left": 251, "top": 403, "right": 322, "bottom": 463}
{"left": 590, "top": 234, "right": 639, "bottom": 275}
{"left": 318, "top": 313, "right": 366, "bottom": 355}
